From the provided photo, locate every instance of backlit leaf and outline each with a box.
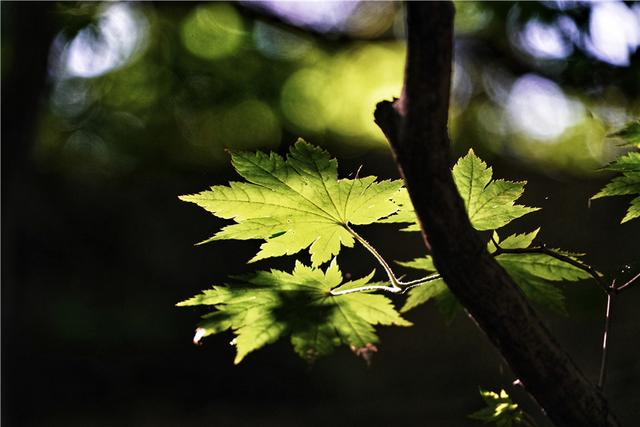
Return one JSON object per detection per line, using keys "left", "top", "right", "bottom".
{"left": 397, "top": 256, "right": 460, "bottom": 319}
{"left": 398, "top": 230, "right": 590, "bottom": 315}
{"left": 382, "top": 150, "right": 539, "bottom": 231}
{"left": 592, "top": 170, "right": 640, "bottom": 223}
{"left": 492, "top": 231, "right": 591, "bottom": 314}
{"left": 453, "top": 150, "right": 539, "bottom": 231}
{"left": 469, "top": 389, "right": 527, "bottom": 426}
{"left": 180, "top": 140, "right": 404, "bottom": 265}
{"left": 593, "top": 121, "right": 640, "bottom": 223}
{"left": 178, "top": 260, "right": 411, "bottom": 363}
{"left": 609, "top": 120, "right": 640, "bottom": 147}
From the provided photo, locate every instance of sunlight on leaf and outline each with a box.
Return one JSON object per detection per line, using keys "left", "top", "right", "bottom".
{"left": 180, "top": 139, "right": 404, "bottom": 265}
{"left": 592, "top": 124, "right": 640, "bottom": 223}
{"left": 397, "top": 229, "right": 591, "bottom": 315}
{"left": 609, "top": 120, "right": 640, "bottom": 147}
{"left": 382, "top": 149, "right": 539, "bottom": 231}
{"left": 469, "top": 388, "right": 529, "bottom": 426}
{"left": 454, "top": 150, "right": 539, "bottom": 230}
{"left": 178, "top": 260, "right": 410, "bottom": 363}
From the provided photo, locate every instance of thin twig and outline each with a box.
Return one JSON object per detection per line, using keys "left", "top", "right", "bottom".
{"left": 342, "top": 224, "right": 440, "bottom": 293}
{"left": 330, "top": 273, "right": 442, "bottom": 296}
{"left": 330, "top": 284, "right": 402, "bottom": 296}
{"left": 614, "top": 271, "right": 640, "bottom": 294}
{"left": 598, "top": 289, "right": 614, "bottom": 389}
{"left": 345, "top": 224, "right": 402, "bottom": 291}
{"left": 400, "top": 273, "right": 442, "bottom": 287}
{"left": 401, "top": 274, "right": 442, "bottom": 293}
{"left": 492, "top": 244, "right": 609, "bottom": 294}
{"left": 596, "top": 271, "right": 638, "bottom": 388}
{"left": 522, "top": 412, "right": 539, "bottom": 427}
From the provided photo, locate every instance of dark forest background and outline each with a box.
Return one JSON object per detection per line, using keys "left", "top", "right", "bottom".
{"left": 2, "top": 2, "right": 639, "bottom": 426}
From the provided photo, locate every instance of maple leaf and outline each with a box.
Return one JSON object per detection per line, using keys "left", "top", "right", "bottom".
{"left": 178, "top": 260, "right": 411, "bottom": 363}
{"left": 592, "top": 153, "right": 640, "bottom": 223}
{"left": 454, "top": 150, "right": 539, "bottom": 230}
{"left": 379, "top": 189, "right": 421, "bottom": 231}
{"left": 609, "top": 120, "right": 640, "bottom": 147}
{"left": 599, "top": 151, "right": 640, "bottom": 173}
{"left": 180, "top": 139, "right": 404, "bottom": 265}
{"left": 592, "top": 120, "right": 640, "bottom": 223}
{"left": 469, "top": 389, "right": 527, "bottom": 427}
{"left": 398, "top": 229, "right": 590, "bottom": 315}
{"left": 491, "top": 229, "right": 591, "bottom": 314}
{"left": 395, "top": 257, "right": 458, "bottom": 318}
{"left": 382, "top": 149, "right": 539, "bottom": 231}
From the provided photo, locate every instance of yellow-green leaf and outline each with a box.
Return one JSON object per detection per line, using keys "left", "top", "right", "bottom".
{"left": 180, "top": 139, "right": 404, "bottom": 265}
{"left": 178, "top": 260, "right": 411, "bottom": 363}
{"left": 381, "top": 149, "right": 539, "bottom": 231}
{"left": 453, "top": 150, "right": 539, "bottom": 231}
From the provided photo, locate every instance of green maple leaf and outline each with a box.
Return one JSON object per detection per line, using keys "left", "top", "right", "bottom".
{"left": 396, "top": 256, "right": 458, "bottom": 319}
{"left": 382, "top": 149, "right": 539, "bottom": 231}
{"left": 178, "top": 260, "right": 411, "bottom": 364}
{"left": 379, "top": 189, "right": 421, "bottom": 231}
{"left": 180, "top": 139, "right": 404, "bottom": 266}
{"left": 609, "top": 120, "right": 640, "bottom": 147}
{"left": 403, "top": 277, "right": 458, "bottom": 320}
{"left": 592, "top": 120, "right": 640, "bottom": 223}
{"left": 592, "top": 153, "right": 640, "bottom": 223}
{"left": 454, "top": 150, "right": 539, "bottom": 230}
{"left": 599, "top": 151, "right": 640, "bottom": 173}
{"left": 398, "top": 229, "right": 590, "bottom": 315}
{"left": 492, "top": 229, "right": 590, "bottom": 314}
{"left": 491, "top": 230, "right": 589, "bottom": 284}
{"left": 469, "top": 389, "right": 528, "bottom": 427}
{"left": 625, "top": 197, "right": 640, "bottom": 223}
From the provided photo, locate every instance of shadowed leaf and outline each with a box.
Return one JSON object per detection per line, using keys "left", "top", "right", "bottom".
{"left": 178, "top": 260, "right": 411, "bottom": 363}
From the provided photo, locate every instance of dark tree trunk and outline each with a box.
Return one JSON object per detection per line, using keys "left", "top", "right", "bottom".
{"left": 374, "top": 3, "right": 620, "bottom": 426}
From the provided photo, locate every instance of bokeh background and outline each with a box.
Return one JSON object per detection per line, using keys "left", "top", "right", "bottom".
{"left": 2, "top": 1, "right": 640, "bottom": 426}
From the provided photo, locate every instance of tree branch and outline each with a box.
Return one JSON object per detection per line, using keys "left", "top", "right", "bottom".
{"left": 374, "top": 2, "right": 620, "bottom": 426}
{"left": 614, "top": 271, "right": 640, "bottom": 294}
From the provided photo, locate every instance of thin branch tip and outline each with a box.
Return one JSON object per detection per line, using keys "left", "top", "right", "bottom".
{"left": 614, "top": 270, "right": 640, "bottom": 294}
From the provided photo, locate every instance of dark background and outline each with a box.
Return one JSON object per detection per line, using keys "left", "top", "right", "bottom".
{"left": 3, "top": 2, "right": 639, "bottom": 426}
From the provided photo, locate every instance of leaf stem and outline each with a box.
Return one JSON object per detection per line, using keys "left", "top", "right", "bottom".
{"left": 330, "top": 284, "right": 402, "bottom": 296}
{"left": 345, "top": 224, "right": 403, "bottom": 291}
{"left": 341, "top": 224, "right": 441, "bottom": 293}
{"left": 400, "top": 274, "right": 442, "bottom": 293}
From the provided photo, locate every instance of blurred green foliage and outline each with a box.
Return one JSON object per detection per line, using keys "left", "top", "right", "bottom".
{"left": 32, "top": 1, "right": 640, "bottom": 185}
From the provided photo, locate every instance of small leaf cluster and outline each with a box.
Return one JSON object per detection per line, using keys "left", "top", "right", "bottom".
{"left": 178, "top": 260, "right": 409, "bottom": 363}
{"left": 592, "top": 120, "right": 640, "bottom": 223}
{"left": 469, "top": 389, "right": 531, "bottom": 427}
